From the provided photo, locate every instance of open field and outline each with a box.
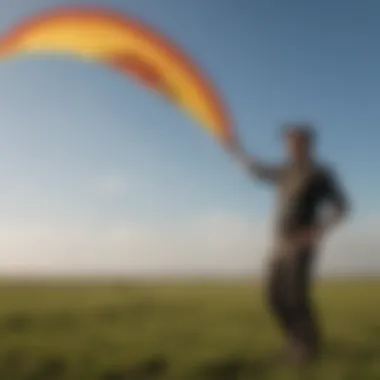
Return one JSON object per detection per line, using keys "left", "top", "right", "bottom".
{"left": 0, "top": 279, "right": 378, "bottom": 379}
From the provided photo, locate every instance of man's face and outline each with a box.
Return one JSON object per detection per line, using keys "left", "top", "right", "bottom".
{"left": 285, "top": 133, "right": 311, "bottom": 162}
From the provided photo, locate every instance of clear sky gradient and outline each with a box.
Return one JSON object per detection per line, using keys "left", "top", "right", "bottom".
{"left": 0, "top": 0, "right": 379, "bottom": 276}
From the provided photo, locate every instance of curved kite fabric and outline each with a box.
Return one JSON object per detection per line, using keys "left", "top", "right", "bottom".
{"left": 0, "top": 7, "right": 236, "bottom": 148}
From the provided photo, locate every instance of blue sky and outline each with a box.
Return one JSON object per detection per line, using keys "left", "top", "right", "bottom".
{"left": 0, "top": 0, "right": 378, "bottom": 276}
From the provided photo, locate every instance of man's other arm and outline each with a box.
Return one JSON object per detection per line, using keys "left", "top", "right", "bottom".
{"left": 320, "top": 167, "right": 350, "bottom": 235}
{"left": 293, "top": 166, "right": 350, "bottom": 247}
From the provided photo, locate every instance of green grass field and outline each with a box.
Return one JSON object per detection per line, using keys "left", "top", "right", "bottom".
{"left": 0, "top": 279, "right": 378, "bottom": 380}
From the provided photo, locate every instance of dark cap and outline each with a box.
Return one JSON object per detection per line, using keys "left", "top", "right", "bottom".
{"left": 281, "top": 123, "right": 316, "bottom": 143}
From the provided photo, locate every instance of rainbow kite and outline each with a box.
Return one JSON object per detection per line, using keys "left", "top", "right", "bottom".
{"left": 0, "top": 6, "right": 236, "bottom": 148}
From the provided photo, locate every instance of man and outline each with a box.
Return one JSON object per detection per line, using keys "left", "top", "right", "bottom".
{"left": 234, "top": 124, "right": 349, "bottom": 364}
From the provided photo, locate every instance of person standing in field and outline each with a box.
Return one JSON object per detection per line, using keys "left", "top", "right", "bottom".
{"left": 234, "top": 124, "right": 350, "bottom": 365}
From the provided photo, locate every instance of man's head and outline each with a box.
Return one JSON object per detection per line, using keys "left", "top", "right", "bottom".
{"left": 282, "top": 123, "right": 316, "bottom": 162}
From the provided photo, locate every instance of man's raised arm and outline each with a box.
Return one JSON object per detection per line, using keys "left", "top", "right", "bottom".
{"left": 232, "top": 144, "right": 283, "bottom": 184}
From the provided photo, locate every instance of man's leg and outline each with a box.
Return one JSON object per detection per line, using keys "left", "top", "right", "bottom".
{"left": 266, "top": 255, "right": 297, "bottom": 355}
{"left": 286, "top": 249, "right": 320, "bottom": 362}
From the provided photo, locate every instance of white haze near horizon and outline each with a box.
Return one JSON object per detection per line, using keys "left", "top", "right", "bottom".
{"left": 0, "top": 213, "right": 378, "bottom": 278}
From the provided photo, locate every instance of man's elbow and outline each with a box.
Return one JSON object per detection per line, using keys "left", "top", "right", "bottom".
{"left": 336, "top": 201, "right": 350, "bottom": 221}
